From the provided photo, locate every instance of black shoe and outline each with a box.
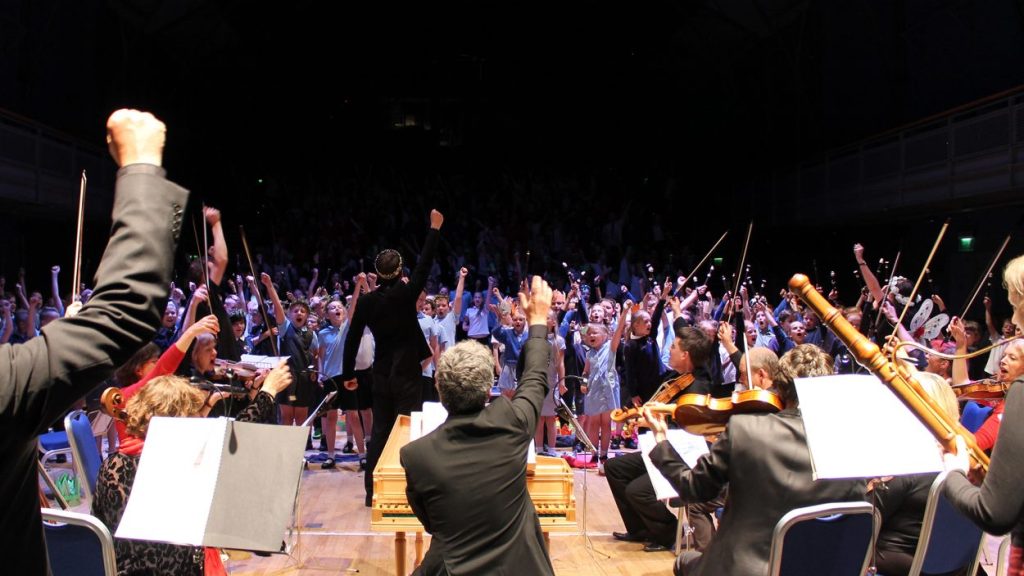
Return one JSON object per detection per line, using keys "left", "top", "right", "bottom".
{"left": 624, "top": 438, "right": 637, "bottom": 450}
{"left": 643, "top": 542, "right": 673, "bottom": 553}
{"left": 342, "top": 442, "right": 355, "bottom": 454}
{"left": 610, "top": 437, "right": 621, "bottom": 450}
{"left": 612, "top": 531, "right": 648, "bottom": 543}
{"left": 321, "top": 457, "right": 336, "bottom": 470}
{"left": 318, "top": 441, "right": 328, "bottom": 452}
{"left": 358, "top": 458, "right": 367, "bottom": 471}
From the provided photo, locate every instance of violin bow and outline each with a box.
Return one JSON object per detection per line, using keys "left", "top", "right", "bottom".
{"left": 239, "top": 225, "right": 280, "bottom": 356}
{"left": 726, "top": 222, "right": 753, "bottom": 323}
{"left": 672, "top": 229, "right": 729, "bottom": 297}
{"left": 890, "top": 220, "right": 949, "bottom": 346}
{"left": 71, "top": 171, "right": 87, "bottom": 302}
{"left": 201, "top": 203, "right": 212, "bottom": 296}
{"left": 959, "top": 232, "right": 1012, "bottom": 320}
{"left": 869, "top": 249, "right": 902, "bottom": 338}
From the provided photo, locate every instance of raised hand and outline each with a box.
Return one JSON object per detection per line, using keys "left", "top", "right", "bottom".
{"left": 260, "top": 360, "right": 293, "bottom": 397}
{"left": 204, "top": 206, "right": 221, "bottom": 226}
{"left": 853, "top": 243, "right": 865, "bottom": 261}
{"left": 430, "top": 209, "right": 444, "bottom": 230}
{"left": 192, "top": 285, "right": 209, "bottom": 304}
{"left": 105, "top": 109, "right": 165, "bottom": 167}
{"left": 519, "top": 276, "right": 552, "bottom": 326}
{"left": 186, "top": 314, "right": 220, "bottom": 337}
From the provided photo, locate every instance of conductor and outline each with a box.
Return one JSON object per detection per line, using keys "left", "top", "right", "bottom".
{"left": 342, "top": 209, "right": 444, "bottom": 505}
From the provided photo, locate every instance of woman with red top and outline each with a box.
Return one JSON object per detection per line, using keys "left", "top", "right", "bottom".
{"left": 112, "top": 314, "right": 220, "bottom": 445}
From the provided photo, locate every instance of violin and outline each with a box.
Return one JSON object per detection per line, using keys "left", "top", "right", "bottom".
{"left": 671, "top": 388, "right": 783, "bottom": 435}
{"left": 100, "top": 387, "right": 127, "bottom": 422}
{"left": 951, "top": 378, "right": 1010, "bottom": 401}
{"left": 212, "top": 359, "right": 259, "bottom": 381}
{"left": 611, "top": 373, "right": 695, "bottom": 427}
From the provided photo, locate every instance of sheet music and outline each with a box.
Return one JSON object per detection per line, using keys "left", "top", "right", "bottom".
{"left": 421, "top": 402, "right": 448, "bottom": 436}
{"left": 796, "top": 374, "right": 945, "bottom": 479}
{"left": 116, "top": 417, "right": 308, "bottom": 551}
{"left": 117, "top": 417, "right": 227, "bottom": 545}
{"left": 239, "top": 354, "right": 290, "bottom": 370}
{"left": 638, "top": 430, "right": 710, "bottom": 501}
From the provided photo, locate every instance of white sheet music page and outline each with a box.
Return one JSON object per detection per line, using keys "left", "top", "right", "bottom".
{"left": 795, "top": 374, "right": 944, "bottom": 480}
{"left": 638, "top": 430, "right": 710, "bottom": 501}
{"left": 421, "top": 401, "right": 449, "bottom": 436}
{"left": 116, "top": 417, "right": 227, "bottom": 545}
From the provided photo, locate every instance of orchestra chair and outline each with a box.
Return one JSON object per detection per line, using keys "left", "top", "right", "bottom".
{"left": 65, "top": 409, "right": 103, "bottom": 501}
{"left": 996, "top": 535, "right": 1010, "bottom": 576}
{"left": 668, "top": 497, "right": 691, "bottom": 552}
{"left": 899, "top": 471, "right": 984, "bottom": 576}
{"left": 38, "top": 428, "right": 72, "bottom": 465}
{"left": 766, "top": 501, "right": 877, "bottom": 576}
{"left": 42, "top": 508, "right": 117, "bottom": 576}
{"left": 960, "top": 402, "right": 993, "bottom": 434}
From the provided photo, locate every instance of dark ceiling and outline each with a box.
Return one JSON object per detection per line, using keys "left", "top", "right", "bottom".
{"left": 2, "top": 0, "right": 1024, "bottom": 197}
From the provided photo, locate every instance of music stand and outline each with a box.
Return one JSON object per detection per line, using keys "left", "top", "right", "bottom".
{"left": 302, "top": 391, "right": 338, "bottom": 427}
{"left": 554, "top": 392, "right": 595, "bottom": 453}
{"left": 553, "top": 379, "right": 609, "bottom": 559}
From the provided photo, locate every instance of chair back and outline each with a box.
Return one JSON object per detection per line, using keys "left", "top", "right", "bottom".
{"left": 907, "top": 471, "right": 984, "bottom": 576}
{"left": 960, "top": 401, "right": 993, "bottom": 433}
{"left": 768, "top": 501, "right": 877, "bottom": 576}
{"left": 42, "top": 508, "right": 117, "bottom": 576}
{"left": 65, "top": 409, "right": 103, "bottom": 500}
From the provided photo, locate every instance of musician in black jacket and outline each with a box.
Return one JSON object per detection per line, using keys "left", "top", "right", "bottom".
{"left": 342, "top": 209, "right": 443, "bottom": 505}
{"left": 400, "top": 276, "right": 555, "bottom": 576}
{"left": 0, "top": 109, "right": 188, "bottom": 574}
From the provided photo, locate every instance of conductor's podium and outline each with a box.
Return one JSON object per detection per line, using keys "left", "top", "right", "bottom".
{"left": 370, "top": 415, "right": 577, "bottom": 575}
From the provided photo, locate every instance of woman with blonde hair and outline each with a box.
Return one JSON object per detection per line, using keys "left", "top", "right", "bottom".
{"left": 943, "top": 253, "right": 1024, "bottom": 576}
{"left": 92, "top": 361, "right": 292, "bottom": 575}
{"left": 873, "top": 371, "right": 963, "bottom": 576}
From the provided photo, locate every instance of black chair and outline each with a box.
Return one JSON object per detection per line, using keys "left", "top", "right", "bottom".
{"left": 767, "top": 501, "right": 877, "bottom": 576}
{"left": 42, "top": 508, "right": 117, "bottom": 576}
{"left": 905, "top": 471, "right": 984, "bottom": 576}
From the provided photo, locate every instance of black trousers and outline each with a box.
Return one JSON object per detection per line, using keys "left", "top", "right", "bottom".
{"left": 604, "top": 451, "right": 677, "bottom": 546}
{"left": 364, "top": 365, "right": 424, "bottom": 502}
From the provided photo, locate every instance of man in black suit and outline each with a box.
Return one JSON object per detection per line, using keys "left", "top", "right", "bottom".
{"left": 343, "top": 209, "right": 443, "bottom": 504}
{"left": 604, "top": 325, "right": 714, "bottom": 552}
{"left": 399, "top": 275, "right": 555, "bottom": 576}
{"left": 645, "top": 344, "right": 867, "bottom": 575}
{"left": 0, "top": 109, "right": 189, "bottom": 574}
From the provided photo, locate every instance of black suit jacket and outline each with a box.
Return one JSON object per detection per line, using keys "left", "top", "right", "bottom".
{"left": 341, "top": 228, "right": 439, "bottom": 382}
{"left": 0, "top": 164, "right": 187, "bottom": 574}
{"left": 651, "top": 408, "right": 866, "bottom": 576}
{"left": 399, "top": 324, "right": 555, "bottom": 576}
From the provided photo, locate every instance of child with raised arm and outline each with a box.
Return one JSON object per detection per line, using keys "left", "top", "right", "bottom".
{"left": 581, "top": 305, "right": 628, "bottom": 473}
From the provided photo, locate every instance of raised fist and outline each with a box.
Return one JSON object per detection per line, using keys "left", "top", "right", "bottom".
{"left": 106, "top": 109, "right": 165, "bottom": 168}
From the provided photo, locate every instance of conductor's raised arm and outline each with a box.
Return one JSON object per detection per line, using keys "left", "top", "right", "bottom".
{"left": 510, "top": 276, "right": 553, "bottom": 432}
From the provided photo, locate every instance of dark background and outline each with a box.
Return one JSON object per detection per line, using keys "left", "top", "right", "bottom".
{"left": 1, "top": 1, "right": 1023, "bottom": 320}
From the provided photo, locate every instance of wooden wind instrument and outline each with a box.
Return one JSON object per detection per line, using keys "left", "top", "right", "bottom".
{"left": 789, "top": 273, "right": 989, "bottom": 475}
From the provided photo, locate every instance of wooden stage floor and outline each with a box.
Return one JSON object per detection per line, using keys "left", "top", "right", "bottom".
{"left": 221, "top": 451, "right": 1008, "bottom": 576}
{"left": 224, "top": 452, "right": 680, "bottom": 576}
